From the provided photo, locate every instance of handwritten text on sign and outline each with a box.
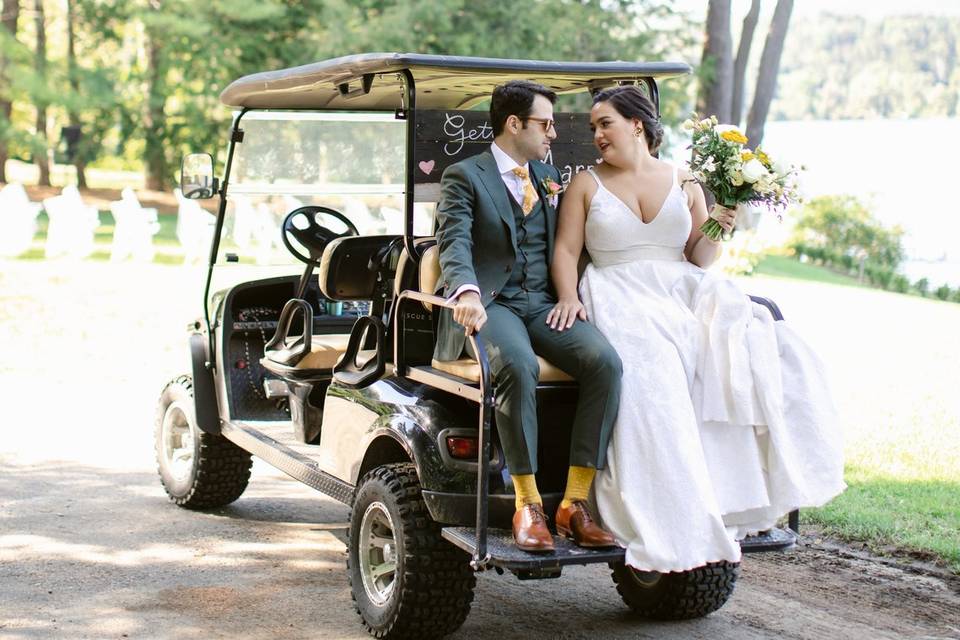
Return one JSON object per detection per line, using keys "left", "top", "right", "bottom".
{"left": 415, "top": 110, "right": 597, "bottom": 186}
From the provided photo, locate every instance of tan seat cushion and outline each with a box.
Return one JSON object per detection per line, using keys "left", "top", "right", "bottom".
{"left": 431, "top": 356, "right": 573, "bottom": 383}
{"left": 295, "top": 334, "right": 351, "bottom": 369}
{"left": 419, "top": 245, "right": 441, "bottom": 305}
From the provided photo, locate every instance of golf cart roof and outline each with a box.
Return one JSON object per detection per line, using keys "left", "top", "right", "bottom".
{"left": 220, "top": 52, "right": 691, "bottom": 110}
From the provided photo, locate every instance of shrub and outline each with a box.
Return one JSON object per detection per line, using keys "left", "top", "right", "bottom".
{"left": 915, "top": 277, "right": 930, "bottom": 297}
{"left": 790, "top": 195, "right": 906, "bottom": 270}
{"left": 873, "top": 267, "right": 894, "bottom": 289}
{"left": 935, "top": 284, "right": 952, "bottom": 301}
{"left": 891, "top": 274, "right": 911, "bottom": 293}
{"left": 840, "top": 253, "right": 855, "bottom": 272}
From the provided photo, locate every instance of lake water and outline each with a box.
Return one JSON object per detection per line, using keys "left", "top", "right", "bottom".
{"left": 671, "top": 118, "right": 960, "bottom": 287}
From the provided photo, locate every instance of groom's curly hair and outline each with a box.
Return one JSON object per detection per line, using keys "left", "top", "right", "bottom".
{"left": 593, "top": 85, "right": 664, "bottom": 154}
{"left": 490, "top": 80, "right": 557, "bottom": 137}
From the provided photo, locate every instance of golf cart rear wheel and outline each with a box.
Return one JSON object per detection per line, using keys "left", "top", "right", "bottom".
{"left": 348, "top": 463, "right": 475, "bottom": 639}
{"left": 154, "top": 375, "right": 252, "bottom": 509}
{"left": 610, "top": 560, "right": 739, "bottom": 620}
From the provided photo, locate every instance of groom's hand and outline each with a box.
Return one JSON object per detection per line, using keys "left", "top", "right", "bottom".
{"left": 453, "top": 291, "right": 487, "bottom": 335}
{"left": 546, "top": 298, "right": 587, "bottom": 331}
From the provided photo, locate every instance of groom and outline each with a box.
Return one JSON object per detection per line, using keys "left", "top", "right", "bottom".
{"left": 434, "top": 80, "right": 620, "bottom": 552}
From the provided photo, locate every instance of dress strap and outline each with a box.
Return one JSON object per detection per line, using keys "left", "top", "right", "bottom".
{"left": 585, "top": 167, "right": 603, "bottom": 188}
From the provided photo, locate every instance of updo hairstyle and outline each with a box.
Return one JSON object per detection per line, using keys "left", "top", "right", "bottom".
{"left": 592, "top": 85, "right": 664, "bottom": 154}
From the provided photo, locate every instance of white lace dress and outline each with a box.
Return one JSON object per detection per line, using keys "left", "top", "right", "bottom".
{"left": 580, "top": 167, "right": 845, "bottom": 572}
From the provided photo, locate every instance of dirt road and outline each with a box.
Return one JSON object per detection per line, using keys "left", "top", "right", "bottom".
{"left": 1, "top": 261, "right": 958, "bottom": 639}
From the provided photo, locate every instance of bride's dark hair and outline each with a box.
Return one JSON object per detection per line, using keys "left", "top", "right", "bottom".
{"left": 592, "top": 85, "right": 664, "bottom": 154}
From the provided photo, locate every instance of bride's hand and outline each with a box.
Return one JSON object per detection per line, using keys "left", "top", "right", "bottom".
{"left": 709, "top": 204, "right": 737, "bottom": 233}
{"left": 546, "top": 297, "right": 587, "bottom": 331}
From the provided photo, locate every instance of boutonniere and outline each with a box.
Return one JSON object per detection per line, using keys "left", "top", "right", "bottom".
{"left": 540, "top": 177, "right": 564, "bottom": 198}
{"left": 540, "top": 177, "right": 564, "bottom": 207}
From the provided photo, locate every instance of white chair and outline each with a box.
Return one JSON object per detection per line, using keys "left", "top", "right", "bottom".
{"left": 378, "top": 205, "right": 403, "bottom": 235}
{"left": 42, "top": 185, "right": 99, "bottom": 259}
{"left": 0, "top": 183, "right": 42, "bottom": 257}
{"left": 343, "top": 198, "right": 386, "bottom": 235}
{"left": 175, "top": 188, "right": 214, "bottom": 265}
{"left": 108, "top": 187, "right": 160, "bottom": 262}
{"left": 230, "top": 194, "right": 257, "bottom": 251}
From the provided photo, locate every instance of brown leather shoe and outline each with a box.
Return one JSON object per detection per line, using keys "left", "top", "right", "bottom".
{"left": 512, "top": 503, "right": 555, "bottom": 552}
{"left": 555, "top": 500, "right": 617, "bottom": 548}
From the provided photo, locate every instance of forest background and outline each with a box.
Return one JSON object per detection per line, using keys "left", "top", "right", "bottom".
{"left": 2, "top": 1, "right": 955, "bottom": 189}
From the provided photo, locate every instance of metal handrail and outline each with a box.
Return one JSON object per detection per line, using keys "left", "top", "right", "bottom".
{"left": 393, "top": 290, "right": 493, "bottom": 569}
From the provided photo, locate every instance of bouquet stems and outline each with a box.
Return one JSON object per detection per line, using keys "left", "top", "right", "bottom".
{"left": 699, "top": 202, "right": 736, "bottom": 241}
{"left": 699, "top": 218, "right": 726, "bottom": 241}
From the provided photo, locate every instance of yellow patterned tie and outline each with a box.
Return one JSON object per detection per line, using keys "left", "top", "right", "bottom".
{"left": 511, "top": 166, "right": 539, "bottom": 215}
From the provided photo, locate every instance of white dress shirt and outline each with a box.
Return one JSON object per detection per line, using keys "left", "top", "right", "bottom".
{"left": 490, "top": 141, "right": 530, "bottom": 207}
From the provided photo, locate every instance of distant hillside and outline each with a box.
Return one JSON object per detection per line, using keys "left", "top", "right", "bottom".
{"left": 770, "top": 14, "right": 959, "bottom": 120}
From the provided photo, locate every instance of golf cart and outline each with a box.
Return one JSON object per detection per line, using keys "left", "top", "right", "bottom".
{"left": 156, "top": 53, "right": 798, "bottom": 639}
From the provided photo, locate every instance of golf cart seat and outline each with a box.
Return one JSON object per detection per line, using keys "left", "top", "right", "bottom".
{"left": 397, "top": 241, "right": 573, "bottom": 383}
{"left": 260, "top": 234, "right": 397, "bottom": 381}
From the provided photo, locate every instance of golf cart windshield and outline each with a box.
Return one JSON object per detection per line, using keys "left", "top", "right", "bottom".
{"left": 216, "top": 111, "right": 432, "bottom": 269}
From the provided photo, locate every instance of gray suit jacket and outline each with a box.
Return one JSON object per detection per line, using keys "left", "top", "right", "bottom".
{"left": 433, "top": 149, "right": 563, "bottom": 361}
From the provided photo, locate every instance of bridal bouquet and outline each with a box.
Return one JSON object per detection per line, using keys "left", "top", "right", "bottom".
{"left": 683, "top": 114, "right": 802, "bottom": 240}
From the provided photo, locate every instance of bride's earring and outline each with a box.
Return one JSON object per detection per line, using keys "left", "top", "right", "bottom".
{"left": 634, "top": 126, "right": 643, "bottom": 139}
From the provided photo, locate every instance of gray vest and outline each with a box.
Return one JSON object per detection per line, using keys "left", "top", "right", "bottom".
{"left": 501, "top": 192, "right": 549, "bottom": 298}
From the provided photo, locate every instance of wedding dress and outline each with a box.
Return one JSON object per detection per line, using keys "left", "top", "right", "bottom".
{"left": 580, "top": 167, "right": 845, "bottom": 572}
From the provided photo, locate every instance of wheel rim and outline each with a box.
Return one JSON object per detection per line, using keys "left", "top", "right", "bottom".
{"left": 627, "top": 567, "right": 662, "bottom": 589}
{"left": 161, "top": 400, "right": 195, "bottom": 483}
{"left": 358, "top": 501, "right": 398, "bottom": 606}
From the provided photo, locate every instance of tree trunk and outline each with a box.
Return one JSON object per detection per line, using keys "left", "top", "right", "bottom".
{"left": 0, "top": 0, "right": 21, "bottom": 184}
{"left": 66, "top": 0, "right": 86, "bottom": 188}
{"left": 144, "top": 32, "right": 167, "bottom": 191}
{"left": 731, "top": 0, "right": 761, "bottom": 127}
{"left": 33, "top": 0, "right": 50, "bottom": 186}
{"left": 696, "top": 0, "right": 734, "bottom": 124}
{"left": 746, "top": 0, "right": 795, "bottom": 150}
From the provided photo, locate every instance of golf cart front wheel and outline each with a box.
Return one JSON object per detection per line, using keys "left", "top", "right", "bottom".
{"left": 610, "top": 559, "right": 740, "bottom": 620}
{"left": 154, "top": 375, "right": 252, "bottom": 509}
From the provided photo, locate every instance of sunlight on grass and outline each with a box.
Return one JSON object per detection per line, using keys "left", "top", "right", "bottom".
{"left": 754, "top": 254, "right": 867, "bottom": 288}
{"left": 806, "top": 391, "right": 960, "bottom": 572}
{"left": 806, "top": 466, "right": 960, "bottom": 572}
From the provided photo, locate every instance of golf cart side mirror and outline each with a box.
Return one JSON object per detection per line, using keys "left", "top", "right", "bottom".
{"left": 180, "top": 153, "right": 218, "bottom": 199}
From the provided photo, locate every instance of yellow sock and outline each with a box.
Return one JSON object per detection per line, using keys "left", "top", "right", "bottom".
{"left": 511, "top": 474, "right": 542, "bottom": 511}
{"left": 560, "top": 466, "right": 595, "bottom": 509}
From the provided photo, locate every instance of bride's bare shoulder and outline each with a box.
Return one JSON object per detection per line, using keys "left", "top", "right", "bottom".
{"left": 566, "top": 168, "right": 598, "bottom": 194}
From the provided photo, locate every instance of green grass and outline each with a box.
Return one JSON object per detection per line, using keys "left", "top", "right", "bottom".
{"left": 804, "top": 467, "right": 960, "bottom": 572}
{"left": 754, "top": 254, "right": 868, "bottom": 288}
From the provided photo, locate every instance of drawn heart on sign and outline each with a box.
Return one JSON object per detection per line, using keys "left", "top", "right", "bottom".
{"left": 418, "top": 160, "right": 436, "bottom": 175}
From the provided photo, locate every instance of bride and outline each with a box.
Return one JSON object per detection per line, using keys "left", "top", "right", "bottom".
{"left": 547, "top": 85, "right": 846, "bottom": 572}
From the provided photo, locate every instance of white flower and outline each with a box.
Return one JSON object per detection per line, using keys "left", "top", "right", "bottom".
{"left": 702, "top": 156, "right": 716, "bottom": 172}
{"left": 682, "top": 118, "right": 696, "bottom": 131}
{"left": 741, "top": 158, "right": 767, "bottom": 183}
{"left": 730, "top": 170, "right": 745, "bottom": 186}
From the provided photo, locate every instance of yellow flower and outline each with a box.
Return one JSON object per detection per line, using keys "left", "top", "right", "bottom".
{"left": 757, "top": 149, "right": 771, "bottom": 167}
{"left": 720, "top": 130, "right": 748, "bottom": 145}
{"left": 740, "top": 151, "right": 755, "bottom": 162}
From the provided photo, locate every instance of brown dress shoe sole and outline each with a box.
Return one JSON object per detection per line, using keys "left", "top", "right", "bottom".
{"left": 556, "top": 525, "right": 617, "bottom": 548}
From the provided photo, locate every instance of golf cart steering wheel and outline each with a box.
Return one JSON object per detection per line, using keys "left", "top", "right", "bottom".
{"left": 281, "top": 205, "right": 359, "bottom": 266}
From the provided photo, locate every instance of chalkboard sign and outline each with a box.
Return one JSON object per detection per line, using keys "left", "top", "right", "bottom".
{"left": 415, "top": 110, "right": 599, "bottom": 190}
